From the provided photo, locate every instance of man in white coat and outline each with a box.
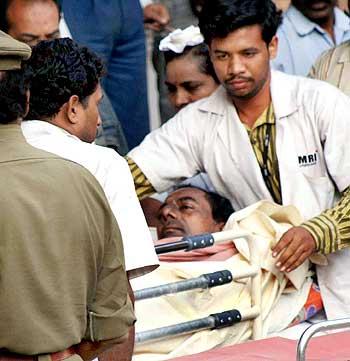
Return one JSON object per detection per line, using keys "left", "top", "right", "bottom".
{"left": 128, "top": 0, "right": 350, "bottom": 320}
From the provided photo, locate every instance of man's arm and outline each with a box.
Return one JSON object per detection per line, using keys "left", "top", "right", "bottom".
{"left": 272, "top": 187, "right": 350, "bottom": 272}
{"left": 127, "top": 106, "right": 204, "bottom": 197}
{"left": 126, "top": 156, "right": 156, "bottom": 200}
{"left": 79, "top": 281, "right": 135, "bottom": 361}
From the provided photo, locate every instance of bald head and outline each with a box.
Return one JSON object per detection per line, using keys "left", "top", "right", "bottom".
{"left": 5, "top": 0, "right": 60, "bottom": 46}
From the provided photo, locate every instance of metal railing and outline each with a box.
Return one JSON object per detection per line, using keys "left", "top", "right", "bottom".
{"left": 296, "top": 318, "right": 350, "bottom": 360}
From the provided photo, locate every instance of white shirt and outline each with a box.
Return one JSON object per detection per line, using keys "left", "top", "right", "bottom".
{"left": 129, "top": 70, "right": 350, "bottom": 318}
{"left": 22, "top": 120, "right": 158, "bottom": 279}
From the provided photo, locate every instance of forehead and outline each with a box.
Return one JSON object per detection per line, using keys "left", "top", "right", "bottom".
{"left": 166, "top": 55, "right": 204, "bottom": 80}
{"left": 7, "top": 0, "right": 59, "bottom": 27}
{"left": 165, "top": 187, "right": 209, "bottom": 205}
{"left": 210, "top": 24, "right": 265, "bottom": 51}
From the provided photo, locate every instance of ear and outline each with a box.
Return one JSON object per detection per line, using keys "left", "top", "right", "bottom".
{"left": 66, "top": 95, "right": 81, "bottom": 124}
{"left": 24, "top": 90, "right": 30, "bottom": 118}
{"left": 213, "top": 221, "right": 226, "bottom": 232}
{"left": 268, "top": 35, "right": 278, "bottom": 60}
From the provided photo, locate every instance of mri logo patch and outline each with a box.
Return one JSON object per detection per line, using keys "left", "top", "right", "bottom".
{"left": 298, "top": 151, "right": 318, "bottom": 167}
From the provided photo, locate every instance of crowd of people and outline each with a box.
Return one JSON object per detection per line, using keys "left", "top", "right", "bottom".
{"left": 1, "top": 0, "right": 350, "bottom": 361}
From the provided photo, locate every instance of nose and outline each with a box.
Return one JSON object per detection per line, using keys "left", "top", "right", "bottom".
{"left": 228, "top": 56, "right": 245, "bottom": 76}
{"left": 159, "top": 204, "right": 179, "bottom": 223}
{"left": 97, "top": 112, "right": 102, "bottom": 127}
{"left": 174, "top": 89, "right": 191, "bottom": 110}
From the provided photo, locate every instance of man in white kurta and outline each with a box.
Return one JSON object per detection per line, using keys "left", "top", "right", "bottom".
{"left": 128, "top": 0, "right": 350, "bottom": 319}
{"left": 23, "top": 120, "right": 158, "bottom": 278}
{"left": 20, "top": 38, "right": 158, "bottom": 279}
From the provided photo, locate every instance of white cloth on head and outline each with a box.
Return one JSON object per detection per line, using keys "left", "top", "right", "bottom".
{"left": 22, "top": 120, "right": 159, "bottom": 279}
{"left": 159, "top": 25, "right": 204, "bottom": 53}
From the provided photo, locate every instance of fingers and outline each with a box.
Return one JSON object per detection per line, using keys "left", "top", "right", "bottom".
{"left": 275, "top": 235, "right": 302, "bottom": 270}
{"left": 278, "top": 246, "right": 309, "bottom": 273}
{"left": 272, "top": 229, "right": 294, "bottom": 257}
{"left": 144, "top": 4, "right": 170, "bottom": 29}
{"left": 285, "top": 251, "right": 310, "bottom": 273}
{"left": 272, "top": 227, "right": 316, "bottom": 273}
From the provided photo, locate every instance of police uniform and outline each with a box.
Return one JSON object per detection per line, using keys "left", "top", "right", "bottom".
{"left": 0, "top": 31, "right": 135, "bottom": 360}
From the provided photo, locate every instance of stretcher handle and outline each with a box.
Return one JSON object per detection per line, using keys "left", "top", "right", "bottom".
{"left": 210, "top": 309, "right": 242, "bottom": 329}
{"left": 135, "top": 270, "right": 233, "bottom": 301}
{"left": 136, "top": 308, "right": 243, "bottom": 344}
{"left": 155, "top": 233, "right": 214, "bottom": 254}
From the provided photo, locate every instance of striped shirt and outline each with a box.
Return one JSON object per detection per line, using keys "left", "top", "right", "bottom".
{"left": 128, "top": 105, "right": 350, "bottom": 255}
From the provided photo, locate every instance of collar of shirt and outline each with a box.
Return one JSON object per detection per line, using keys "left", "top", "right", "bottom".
{"left": 287, "top": 5, "right": 350, "bottom": 38}
{"left": 21, "top": 120, "right": 81, "bottom": 143}
{"left": 244, "top": 103, "right": 275, "bottom": 132}
{"left": 198, "top": 71, "right": 298, "bottom": 120}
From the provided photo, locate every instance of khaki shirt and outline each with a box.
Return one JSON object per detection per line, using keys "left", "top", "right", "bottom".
{"left": 310, "top": 40, "right": 350, "bottom": 96}
{"left": 0, "top": 124, "right": 135, "bottom": 355}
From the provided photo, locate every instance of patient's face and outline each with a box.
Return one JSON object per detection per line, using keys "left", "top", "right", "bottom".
{"left": 157, "top": 187, "right": 223, "bottom": 238}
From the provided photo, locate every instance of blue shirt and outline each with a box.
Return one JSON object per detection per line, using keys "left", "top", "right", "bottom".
{"left": 272, "top": 6, "right": 350, "bottom": 76}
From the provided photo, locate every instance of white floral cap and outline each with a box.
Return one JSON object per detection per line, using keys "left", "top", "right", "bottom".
{"left": 159, "top": 25, "right": 204, "bottom": 54}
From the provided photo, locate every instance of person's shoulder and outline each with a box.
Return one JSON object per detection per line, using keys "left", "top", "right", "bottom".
{"left": 313, "top": 40, "right": 350, "bottom": 78}
{"left": 272, "top": 70, "right": 349, "bottom": 112}
{"left": 273, "top": 69, "right": 339, "bottom": 90}
{"left": 278, "top": 6, "right": 299, "bottom": 32}
{"left": 47, "top": 155, "right": 110, "bottom": 197}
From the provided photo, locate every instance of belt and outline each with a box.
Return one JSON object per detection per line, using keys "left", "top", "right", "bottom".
{"left": 49, "top": 347, "right": 76, "bottom": 361}
{"left": 0, "top": 346, "right": 76, "bottom": 361}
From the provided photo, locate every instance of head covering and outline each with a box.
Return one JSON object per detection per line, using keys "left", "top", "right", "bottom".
{"left": 0, "top": 31, "right": 31, "bottom": 70}
{"left": 159, "top": 25, "right": 204, "bottom": 54}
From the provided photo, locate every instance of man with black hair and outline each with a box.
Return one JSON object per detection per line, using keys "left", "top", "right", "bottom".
{"left": 0, "top": 31, "right": 134, "bottom": 360}
{"left": 0, "top": 0, "right": 129, "bottom": 155}
{"left": 128, "top": 0, "right": 350, "bottom": 320}
{"left": 0, "top": 0, "right": 60, "bottom": 46}
{"left": 157, "top": 186, "right": 234, "bottom": 239}
{"left": 21, "top": 38, "right": 158, "bottom": 281}
{"left": 272, "top": 0, "right": 350, "bottom": 76}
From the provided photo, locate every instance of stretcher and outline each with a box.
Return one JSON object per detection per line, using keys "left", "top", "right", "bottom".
{"left": 135, "top": 230, "right": 263, "bottom": 345}
{"left": 165, "top": 319, "right": 350, "bottom": 361}
{"left": 134, "top": 230, "right": 336, "bottom": 360}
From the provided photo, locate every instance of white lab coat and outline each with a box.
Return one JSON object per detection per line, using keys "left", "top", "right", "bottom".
{"left": 129, "top": 70, "right": 350, "bottom": 319}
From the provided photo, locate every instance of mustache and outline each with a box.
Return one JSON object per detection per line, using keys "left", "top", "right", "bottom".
{"left": 306, "top": 0, "right": 332, "bottom": 4}
{"left": 162, "top": 220, "right": 183, "bottom": 229}
{"left": 225, "top": 76, "right": 253, "bottom": 83}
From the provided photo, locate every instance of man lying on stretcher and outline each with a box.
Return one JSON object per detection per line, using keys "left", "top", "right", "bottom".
{"left": 131, "top": 186, "right": 323, "bottom": 361}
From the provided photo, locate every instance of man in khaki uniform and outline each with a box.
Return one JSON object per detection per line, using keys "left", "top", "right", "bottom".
{"left": 0, "top": 31, "right": 135, "bottom": 361}
{"left": 310, "top": 33, "right": 350, "bottom": 96}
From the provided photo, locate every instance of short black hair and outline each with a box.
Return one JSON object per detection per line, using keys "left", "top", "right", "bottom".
{"left": 23, "top": 38, "right": 104, "bottom": 120}
{"left": 175, "top": 185, "right": 234, "bottom": 224}
{"left": 199, "top": 0, "right": 282, "bottom": 45}
{"left": 0, "top": 70, "right": 31, "bottom": 124}
{"left": 0, "top": 0, "right": 61, "bottom": 33}
{"left": 164, "top": 43, "right": 219, "bottom": 84}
